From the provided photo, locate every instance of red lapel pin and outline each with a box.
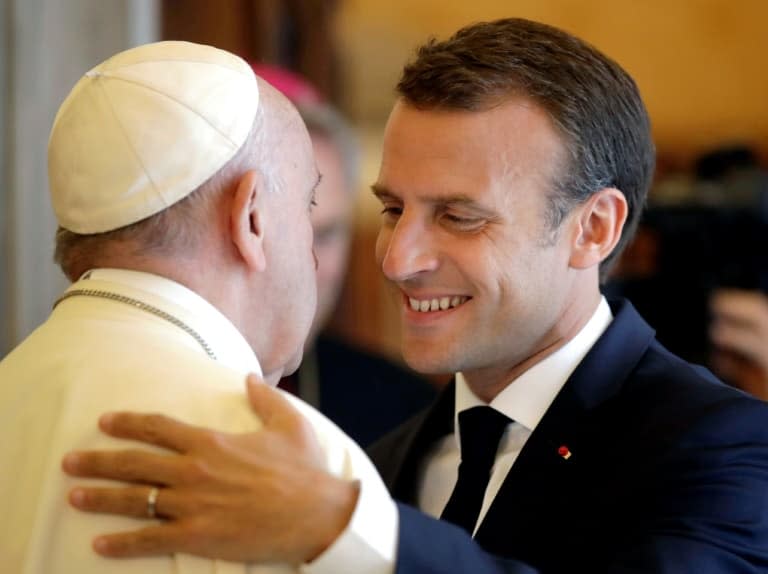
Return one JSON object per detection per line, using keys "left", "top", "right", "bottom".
{"left": 558, "top": 445, "right": 572, "bottom": 460}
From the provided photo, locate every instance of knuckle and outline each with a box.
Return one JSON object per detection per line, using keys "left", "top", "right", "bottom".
{"left": 111, "top": 452, "right": 141, "bottom": 480}
{"left": 178, "top": 520, "right": 207, "bottom": 549}
{"left": 200, "top": 429, "right": 227, "bottom": 450}
{"left": 181, "top": 456, "right": 213, "bottom": 484}
{"left": 134, "top": 530, "right": 162, "bottom": 553}
{"left": 142, "top": 413, "right": 170, "bottom": 443}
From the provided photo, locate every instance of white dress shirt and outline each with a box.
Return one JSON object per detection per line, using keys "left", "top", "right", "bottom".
{"left": 417, "top": 297, "right": 613, "bottom": 535}
{"left": 0, "top": 269, "right": 396, "bottom": 574}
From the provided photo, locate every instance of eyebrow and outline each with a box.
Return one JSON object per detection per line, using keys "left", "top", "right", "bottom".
{"left": 371, "top": 183, "right": 481, "bottom": 207}
{"left": 370, "top": 183, "right": 394, "bottom": 201}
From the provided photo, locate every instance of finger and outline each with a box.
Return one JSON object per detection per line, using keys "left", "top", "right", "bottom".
{"left": 711, "top": 290, "right": 768, "bottom": 325}
{"left": 99, "top": 412, "right": 204, "bottom": 453}
{"left": 246, "top": 378, "right": 322, "bottom": 463}
{"left": 93, "top": 523, "right": 191, "bottom": 557}
{"left": 247, "top": 375, "right": 303, "bottom": 432}
{"left": 710, "top": 322, "right": 768, "bottom": 368}
{"left": 711, "top": 349, "right": 768, "bottom": 397}
{"left": 62, "top": 449, "right": 181, "bottom": 485}
{"left": 245, "top": 372, "right": 266, "bottom": 411}
{"left": 710, "top": 349, "right": 746, "bottom": 380}
{"left": 69, "top": 485, "right": 182, "bottom": 519}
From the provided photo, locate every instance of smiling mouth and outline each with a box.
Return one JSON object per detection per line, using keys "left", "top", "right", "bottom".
{"left": 407, "top": 296, "right": 470, "bottom": 313}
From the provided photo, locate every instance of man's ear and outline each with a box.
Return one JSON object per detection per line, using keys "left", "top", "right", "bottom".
{"left": 230, "top": 169, "right": 268, "bottom": 272}
{"left": 569, "top": 187, "right": 628, "bottom": 270}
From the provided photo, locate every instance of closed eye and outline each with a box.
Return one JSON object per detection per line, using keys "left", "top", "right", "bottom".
{"left": 381, "top": 205, "right": 403, "bottom": 216}
{"left": 442, "top": 212, "right": 485, "bottom": 231}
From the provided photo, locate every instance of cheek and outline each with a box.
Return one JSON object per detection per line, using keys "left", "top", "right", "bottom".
{"left": 461, "top": 240, "right": 527, "bottom": 308}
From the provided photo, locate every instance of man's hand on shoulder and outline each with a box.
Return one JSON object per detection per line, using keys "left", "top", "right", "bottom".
{"left": 62, "top": 374, "right": 359, "bottom": 564}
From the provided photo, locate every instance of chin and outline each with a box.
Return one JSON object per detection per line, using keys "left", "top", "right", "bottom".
{"left": 261, "top": 372, "right": 283, "bottom": 387}
{"left": 260, "top": 348, "right": 303, "bottom": 385}
{"left": 283, "top": 348, "right": 305, "bottom": 376}
{"left": 402, "top": 346, "right": 459, "bottom": 376}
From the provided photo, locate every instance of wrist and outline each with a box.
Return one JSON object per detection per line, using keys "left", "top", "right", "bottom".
{"left": 302, "top": 477, "right": 360, "bottom": 563}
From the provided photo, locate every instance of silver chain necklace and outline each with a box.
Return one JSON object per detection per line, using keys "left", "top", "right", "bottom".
{"left": 54, "top": 289, "right": 217, "bottom": 360}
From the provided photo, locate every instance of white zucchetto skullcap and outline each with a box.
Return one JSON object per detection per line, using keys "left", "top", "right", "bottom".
{"left": 48, "top": 41, "right": 259, "bottom": 234}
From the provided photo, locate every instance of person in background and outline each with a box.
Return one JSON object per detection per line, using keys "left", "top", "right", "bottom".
{"left": 254, "top": 65, "right": 437, "bottom": 447}
{"left": 703, "top": 147, "right": 768, "bottom": 399}
{"left": 611, "top": 144, "right": 768, "bottom": 400}
{"left": 0, "top": 41, "right": 396, "bottom": 573}
{"left": 710, "top": 288, "right": 768, "bottom": 399}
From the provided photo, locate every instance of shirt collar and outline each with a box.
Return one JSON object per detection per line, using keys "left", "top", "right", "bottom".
{"left": 455, "top": 296, "right": 612, "bottom": 431}
{"left": 69, "top": 268, "right": 262, "bottom": 376}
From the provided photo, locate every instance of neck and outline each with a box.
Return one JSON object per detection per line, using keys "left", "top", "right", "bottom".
{"left": 462, "top": 290, "right": 602, "bottom": 403}
{"left": 92, "top": 249, "right": 250, "bottom": 343}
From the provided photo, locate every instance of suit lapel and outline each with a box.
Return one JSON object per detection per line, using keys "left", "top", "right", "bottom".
{"left": 475, "top": 299, "right": 656, "bottom": 550}
{"left": 374, "top": 380, "right": 456, "bottom": 504}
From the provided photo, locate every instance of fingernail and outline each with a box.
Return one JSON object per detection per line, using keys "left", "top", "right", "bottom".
{"left": 94, "top": 537, "right": 109, "bottom": 554}
{"left": 62, "top": 452, "right": 79, "bottom": 472}
{"left": 69, "top": 488, "right": 85, "bottom": 506}
{"left": 99, "top": 413, "right": 115, "bottom": 430}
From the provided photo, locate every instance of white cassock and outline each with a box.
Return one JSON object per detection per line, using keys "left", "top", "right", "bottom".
{"left": 0, "top": 268, "right": 396, "bottom": 574}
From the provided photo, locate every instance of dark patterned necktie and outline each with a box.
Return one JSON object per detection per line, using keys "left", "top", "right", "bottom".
{"left": 440, "top": 406, "right": 511, "bottom": 534}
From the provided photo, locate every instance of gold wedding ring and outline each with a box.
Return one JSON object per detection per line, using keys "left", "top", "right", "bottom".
{"left": 146, "top": 486, "right": 160, "bottom": 519}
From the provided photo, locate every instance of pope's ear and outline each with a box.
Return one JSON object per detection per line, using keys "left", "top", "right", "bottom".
{"left": 569, "top": 187, "right": 628, "bottom": 270}
{"left": 230, "top": 169, "right": 268, "bottom": 272}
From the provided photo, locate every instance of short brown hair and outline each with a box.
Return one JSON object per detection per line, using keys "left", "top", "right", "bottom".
{"left": 397, "top": 18, "right": 655, "bottom": 280}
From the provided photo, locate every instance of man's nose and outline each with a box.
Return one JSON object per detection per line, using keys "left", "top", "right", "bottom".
{"left": 378, "top": 216, "right": 439, "bottom": 282}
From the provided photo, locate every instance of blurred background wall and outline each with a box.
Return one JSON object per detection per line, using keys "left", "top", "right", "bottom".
{"left": 0, "top": 0, "right": 159, "bottom": 355}
{"left": 1, "top": 0, "right": 766, "bottom": 361}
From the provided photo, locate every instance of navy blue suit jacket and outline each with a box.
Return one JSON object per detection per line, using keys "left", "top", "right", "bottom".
{"left": 368, "top": 299, "right": 768, "bottom": 573}
{"left": 296, "top": 335, "right": 436, "bottom": 447}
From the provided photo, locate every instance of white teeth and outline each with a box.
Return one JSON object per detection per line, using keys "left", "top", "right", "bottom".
{"left": 408, "top": 295, "right": 468, "bottom": 313}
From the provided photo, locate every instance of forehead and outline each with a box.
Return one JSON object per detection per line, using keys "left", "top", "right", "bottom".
{"left": 274, "top": 111, "right": 318, "bottom": 188}
{"left": 377, "top": 98, "right": 565, "bottom": 202}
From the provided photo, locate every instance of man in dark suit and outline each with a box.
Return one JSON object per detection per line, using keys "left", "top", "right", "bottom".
{"left": 370, "top": 298, "right": 768, "bottom": 572}
{"left": 62, "top": 18, "right": 768, "bottom": 574}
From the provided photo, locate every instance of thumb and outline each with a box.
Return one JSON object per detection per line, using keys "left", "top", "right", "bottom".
{"left": 246, "top": 373, "right": 303, "bottom": 433}
{"left": 246, "top": 373, "right": 325, "bottom": 467}
{"left": 245, "top": 372, "right": 266, "bottom": 407}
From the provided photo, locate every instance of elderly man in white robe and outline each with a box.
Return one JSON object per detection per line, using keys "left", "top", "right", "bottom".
{"left": 0, "top": 41, "right": 396, "bottom": 574}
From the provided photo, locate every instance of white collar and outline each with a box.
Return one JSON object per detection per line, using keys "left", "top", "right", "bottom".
{"left": 455, "top": 296, "right": 612, "bottom": 432}
{"left": 67, "top": 268, "right": 262, "bottom": 376}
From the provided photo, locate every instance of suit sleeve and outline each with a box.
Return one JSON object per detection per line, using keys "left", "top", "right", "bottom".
{"left": 395, "top": 504, "right": 539, "bottom": 574}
